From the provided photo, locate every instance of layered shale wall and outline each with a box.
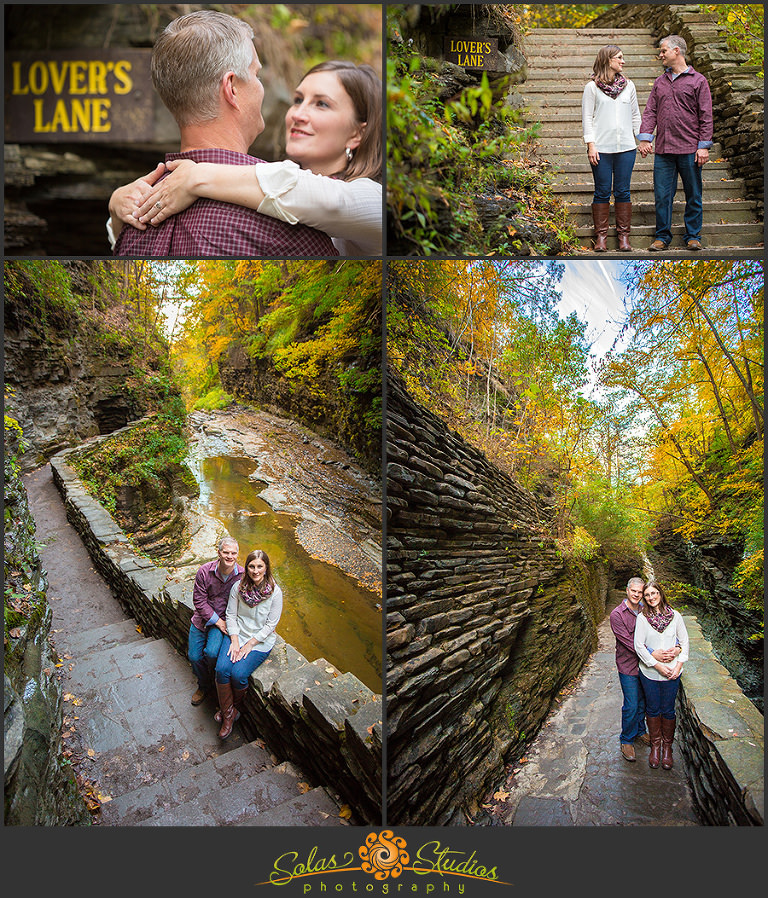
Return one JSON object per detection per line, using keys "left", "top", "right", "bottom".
{"left": 386, "top": 376, "right": 607, "bottom": 825}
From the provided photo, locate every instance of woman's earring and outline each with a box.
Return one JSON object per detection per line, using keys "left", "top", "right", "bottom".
{"left": 345, "top": 146, "right": 354, "bottom": 162}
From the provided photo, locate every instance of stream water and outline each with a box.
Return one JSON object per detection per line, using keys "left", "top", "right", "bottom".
{"left": 189, "top": 454, "right": 381, "bottom": 693}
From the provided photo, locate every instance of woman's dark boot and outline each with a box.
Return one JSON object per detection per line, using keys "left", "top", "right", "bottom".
{"left": 646, "top": 715, "right": 662, "bottom": 768}
{"left": 591, "top": 203, "right": 610, "bottom": 251}
{"left": 216, "top": 681, "right": 236, "bottom": 740}
{"left": 661, "top": 717, "right": 676, "bottom": 769}
{"left": 615, "top": 201, "right": 632, "bottom": 251}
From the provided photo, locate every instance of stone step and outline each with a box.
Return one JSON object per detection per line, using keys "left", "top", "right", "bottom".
{"left": 135, "top": 755, "right": 341, "bottom": 826}
{"left": 528, "top": 138, "right": 726, "bottom": 154}
{"left": 524, "top": 28, "right": 655, "bottom": 40}
{"left": 554, "top": 182, "right": 748, "bottom": 202}
{"left": 573, "top": 221, "right": 764, "bottom": 249}
{"left": 56, "top": 617, "right": 148, "bottom": 658}
{"left": 548, "top": 158, "right": 733, "bottom": 172}
{"left": 564, "top": 201, "right": 758, "bottom": 226}
{"left": 524, "top": 66, "right": 662, "bottom": 80}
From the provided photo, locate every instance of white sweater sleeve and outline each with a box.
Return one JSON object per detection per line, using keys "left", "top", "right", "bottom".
{"left": 252, "top": 585, "right": 283, "bottom": 645}
{"left": 675, "top": 612, "right": 690, "bottom": 664}
{"left": 629, "top": 81, "right": 641, "bottom": 136}
{"left": 634, "top": 615, "right": 657, "bottom": 668}
{"left": 254, "top": 161, "right": 382, "bottom": 255}
{"left": 225, "top": 582, "right": 240, "bottom": 638}
{"left": 582, "top": 82, "right": 597, "bottom": 144}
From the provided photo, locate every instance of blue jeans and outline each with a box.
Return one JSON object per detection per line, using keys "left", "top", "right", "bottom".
{"left": 639, "top": 671, "right": 680, "bottom": 719}
{"left": 215, "top": 636, "right": 271, "bottom": 690}
{"left": 590, "top": 149, "right": 636, "bottom": 203}
{"left": 188, "top": 623, "right": 225, "bottom": 692}
{"left": 653, "top": 152, "right": 703, "bottom": 244}
{"left": 618, "top": 672, "right": 647, "bottom": 744}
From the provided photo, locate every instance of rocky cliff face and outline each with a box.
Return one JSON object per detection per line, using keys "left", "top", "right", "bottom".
{"left": 3, "top": 261, "right": 162, "bottom": 471}
{"left": 4, "top": 427, "right": 90, "bottom": 825}
{"left": 649, "top": 518, "right": 763, "bottom": 712}
{"left": 219, "top": 342, "right": 380, "bottom": 476}
{"left": 386, "top": 374, "right": 607, "bottom": 825}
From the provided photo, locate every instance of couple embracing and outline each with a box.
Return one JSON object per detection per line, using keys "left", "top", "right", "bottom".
{"left": 610, "top": 577, "right": 690, "bottom": 770}
{"left": 582, "top": 35, "right": 713, "bottom": 253}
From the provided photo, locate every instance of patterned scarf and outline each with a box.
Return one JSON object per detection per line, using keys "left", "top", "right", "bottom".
{"left": 595, "top": 73, "right": 627, "bottom": 98}
{"left": 240, "top": 578, "right": 273, "bottom": 608}
{"left": 645, "top": 605, "right": 674, "bottom": 633}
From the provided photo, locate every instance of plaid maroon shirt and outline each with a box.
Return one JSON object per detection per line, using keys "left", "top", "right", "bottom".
{"left": 638, "top": 67, "right": 713, "bottom": 154}
{"left": 114, "top": 148, "right": 337, "bottom": 258}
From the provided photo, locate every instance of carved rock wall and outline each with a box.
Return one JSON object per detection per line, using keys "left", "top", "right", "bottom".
{"left": 386, "top": 375, "right": 606, "bottom": 825}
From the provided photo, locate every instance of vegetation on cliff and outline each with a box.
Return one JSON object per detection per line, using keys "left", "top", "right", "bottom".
{"left": 387, "top": 5, "right": 577, "bottom": 256}
{"left": 171, "top": 260, "right": 382, "bottom": 472}
{"left": 387, "top": 260, "right": 763, "bottom": 634}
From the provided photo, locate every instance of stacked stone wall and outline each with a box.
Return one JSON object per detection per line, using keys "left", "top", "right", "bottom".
{"left": 590, "top": 3, "right": 764, "bottom": 213}
{"left": 386, "top": 376, "right": 607, "bottom": 825}
{"left": 49, "top": 442, "right": 382, "bottom": 824}
{"left": 678, "top": 616, "right": 763, "bottom": 825}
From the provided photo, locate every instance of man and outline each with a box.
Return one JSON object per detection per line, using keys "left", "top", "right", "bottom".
{"left": 113, "top": 10, "right": 336, "bottom": 258}
{"left": 188, "top": 537, "right": 243, "bottom": 705}
{"left": 609, "top": 577, "right": 680, "bottom": 762}
{"left": 638, "top": 35, "right": 713, "bottom": 252}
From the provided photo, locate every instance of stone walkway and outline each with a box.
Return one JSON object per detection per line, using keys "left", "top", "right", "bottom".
{"left": 478, "top": 590, "right": 700, "bottom": 826}
{"left": 24, "top": 464, "right": 345, "bottom": 826}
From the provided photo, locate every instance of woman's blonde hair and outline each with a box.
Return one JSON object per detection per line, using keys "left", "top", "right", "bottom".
{"left": 591, "top": 44, "right": 623, "bottom": 84}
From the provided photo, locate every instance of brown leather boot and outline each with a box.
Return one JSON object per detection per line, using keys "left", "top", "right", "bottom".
{"left": 591, "top": 203, "right": 610, "bottom": 251}
{"left": 646, "top": 715, "right": 662, "bottom": 768}
{"left": 215, "top": 686, "right": 247, "bottom": 724}
{"left": 661, "top": 717, "right": 676, "bottom": 769}
{"left": 216, "top": 681, "right": 236, "bottom": 740}
{"left": 615, "top": 201, "right": 632, "bottom": 251}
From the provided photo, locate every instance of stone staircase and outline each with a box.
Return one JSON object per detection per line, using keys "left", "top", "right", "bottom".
{"left": 61, "top": 614, "right": 345, "bottom": 826}
{"left": 520, "top": 27, "right": 764, "bottom": 254}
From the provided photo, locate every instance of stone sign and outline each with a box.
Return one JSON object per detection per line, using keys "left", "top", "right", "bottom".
{"left": 5, "top": 49, "right": 153, "bottom": 142}
{"left": 443, "top": 36, "right": 500, "bottom": 70}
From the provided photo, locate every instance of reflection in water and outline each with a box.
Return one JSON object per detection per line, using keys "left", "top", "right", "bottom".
{"left": 193, "top": 456, "right": 381, "bottom": 693}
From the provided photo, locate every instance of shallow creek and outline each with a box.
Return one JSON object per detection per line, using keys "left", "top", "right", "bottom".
{"left": 188, "top": 453, "right": 381, "bottom": 693}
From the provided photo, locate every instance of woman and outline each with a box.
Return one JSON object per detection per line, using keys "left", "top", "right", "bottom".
{"left": 581, "top": 45, "right": 641, "bottom": 251}
{"left": 214, "top": 548, "right": 282, "bottom": 740}
{"left": 634, "top": 580, "right": 689, "bottom": 770}
{"left": 109, "top": 61, "right": 382, "bottom": 257}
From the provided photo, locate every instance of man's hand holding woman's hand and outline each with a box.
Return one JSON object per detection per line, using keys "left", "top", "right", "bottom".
{"left": 108, "top": 162, "right": 166, "bottom": 234}
{"left": 133, "top": 158, "right": 201, "bottom": 226}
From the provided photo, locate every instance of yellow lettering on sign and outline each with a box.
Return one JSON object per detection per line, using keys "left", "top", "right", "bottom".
{"left": 69, "top": 60, "right": 88, "bottom": 95}
{"left": 89, "top": 60, "right": 108, "bottom": 94}
{"left": 32, "top": 97, "right": 113, "bottom": 133}
{"left": 11, "top": 61, "right": 28, "bottom": 94}
{"left": 113, "top": 60, "right": 133, "bottom": 94}
{"left": 28, "top": 60, "right": 48, "bottom": 94}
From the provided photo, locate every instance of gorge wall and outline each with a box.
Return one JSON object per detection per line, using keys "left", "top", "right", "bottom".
{"left": 4, "top": 428, "right": 90, "bottom": 825}
{"left": 3, "top": 261, "right": 165, "bottom": 471}
{"left": 386, "top": 375, "right": 607, "bottom": 825}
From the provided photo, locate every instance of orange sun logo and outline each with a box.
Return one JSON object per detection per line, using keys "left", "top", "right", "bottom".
{"left": 359, "top": 831, "right": 410, "bottom": 880}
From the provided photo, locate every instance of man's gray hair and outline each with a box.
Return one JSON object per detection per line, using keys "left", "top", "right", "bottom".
{"left": 218, "top": 536, "right": 239, "bottom": 552}
{"left": 627, "top": 577, "right": 645, "bottom": 589}
{"left": 151, "top": 10, "right": 255, "bottom": 127}
{"left": 661, "top": 34, "right": 687, "bottom": 56}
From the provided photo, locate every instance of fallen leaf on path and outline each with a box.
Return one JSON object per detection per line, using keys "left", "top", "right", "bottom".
{"left": 63, "top": 693, "right": 75, "bottom": 702}
{"left": 87, "top": 749, "right": 96, "bottom": 758}
{"left": 339, "top": 805, "right": 352, "bottom": 819}
{"left": 298, "top": 782, "right": 311, "bottom": 794}
{"left": 158, "top": 745, "right": 165, "bottom": 752}
{"left": 9, "top": 628, "right": 22, "bottom": 639}
{"left": 493, "top": 790, "right": 509, "bottom": 801}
